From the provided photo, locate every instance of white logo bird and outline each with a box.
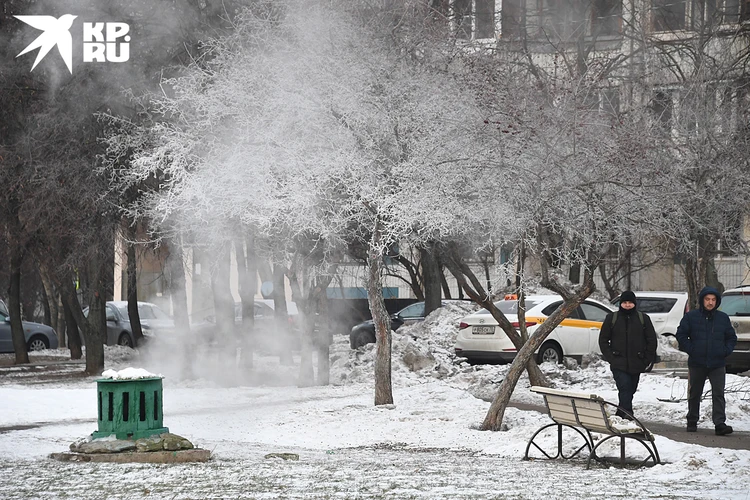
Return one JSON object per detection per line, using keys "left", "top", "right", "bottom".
{"left": 15, "top": 14, "right": 77, "bottom": 74}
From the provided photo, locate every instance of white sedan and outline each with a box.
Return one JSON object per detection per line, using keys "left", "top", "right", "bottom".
{"left": 454, "top": 295, "right": 614, "bottom": 365}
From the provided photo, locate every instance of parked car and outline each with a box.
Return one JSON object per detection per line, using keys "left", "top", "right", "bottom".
{"left": 0, "top": 306, "right": 59, "bottom": 353}
{"left": 83, "top": 301, "right": 175, "bottom": 348}
{"left": 719, "top": 285, "right": 750, "bottom": 374}
{"left": 610, "top": 291, "right": 688, "bottom": 338}
{"left": 350, "top": 300, "right": 468, "bottom": 349}
{"left": 454, "top": 295, "right": 614, "bottom": 365}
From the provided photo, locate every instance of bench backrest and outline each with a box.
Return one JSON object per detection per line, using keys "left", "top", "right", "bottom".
{"left": 530, "top": 386, "right": 612, "bottom": 435}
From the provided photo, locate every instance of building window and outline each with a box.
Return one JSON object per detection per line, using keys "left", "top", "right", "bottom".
{"left": 535, "top": 0, "right": 622, "bottom": 39}
{"left": 690, "top": 0, "right": 737, "bottom": 26}
{"left": 501, "top": 0, "right": 523, "bottom": 38}
{"left": 650, "top": 90, "right": 674, "bottom": 129}
{"left": 591, "top": 0, "right": 622, "bottom": 36}
{"left": 537, "top": 0, "right": 587, "bottom": 39}
{"left": 600, "top": 87, "right": 620, "bottom": 116}
{"left": 475, "top": 0, "right": 496, "bottom": 38}
{"left": 454, "top": 0, "right": 473, "bottom": 39}
{"left": 652, "top": 0, "right": 688, "bottom": 31}
{"left": 453, "top": 0, "right": 496, "bottom": 40}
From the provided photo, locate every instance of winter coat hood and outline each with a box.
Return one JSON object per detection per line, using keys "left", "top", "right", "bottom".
{"left": 699, "top": 286, "right": 722, "bottom": 311}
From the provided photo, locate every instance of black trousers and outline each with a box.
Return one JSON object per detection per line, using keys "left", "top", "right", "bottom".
{"left": 611, "top": 368, "right": 640, "bottom": 415}
{"left": 687, "top": 365, "right": 727, "bottom": 426}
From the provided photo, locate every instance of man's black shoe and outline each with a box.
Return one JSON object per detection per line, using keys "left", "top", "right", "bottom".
{"left": 615, "top": 409, "right": 634, "bottom": 421}
{"left": 715, "top": 424, "right": 733, "bottom": 436}
{"left": 686, "top": 424, "right": 697, "bottom": 432}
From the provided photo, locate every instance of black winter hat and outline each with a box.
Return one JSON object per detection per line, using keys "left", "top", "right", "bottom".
{"left": 619, "top": 290, "right": 637, "bottom": 304}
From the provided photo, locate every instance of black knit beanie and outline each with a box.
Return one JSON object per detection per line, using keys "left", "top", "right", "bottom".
{"left": 619, "top": 291, "right": 637, "bottom": 305}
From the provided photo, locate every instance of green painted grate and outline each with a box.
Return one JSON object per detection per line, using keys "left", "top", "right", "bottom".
{"left": 92, "top": 377, "right": 169, "bottom": 440}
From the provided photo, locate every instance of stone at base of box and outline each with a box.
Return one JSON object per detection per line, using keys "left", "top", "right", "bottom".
{"left": 50, "top": 448, "right": 211, "bottom": 464}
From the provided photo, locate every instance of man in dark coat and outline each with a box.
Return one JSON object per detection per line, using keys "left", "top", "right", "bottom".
{"left": 599, "top": 290, "right": 658, "bottom": 420}
{"left": 676, "top": 286, "right": 737, "bottom": 435}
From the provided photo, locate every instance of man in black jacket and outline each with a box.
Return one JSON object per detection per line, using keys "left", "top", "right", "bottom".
{"left": 599, "top": 290, "right": 658, "bottom": 420}
{"left": 676, "top": 286, "right": 737, "bottom": 435}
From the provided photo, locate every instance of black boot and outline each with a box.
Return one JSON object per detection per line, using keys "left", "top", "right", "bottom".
{"left": 715, "top": 423, "right": 733, "bottom": 436}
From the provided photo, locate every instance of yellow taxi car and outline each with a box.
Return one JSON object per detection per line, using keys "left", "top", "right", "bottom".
{"left": 454, "top": 294, "right": 614, "bottom": 365}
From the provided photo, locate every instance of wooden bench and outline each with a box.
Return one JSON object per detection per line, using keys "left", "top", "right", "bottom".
{"left": 524, "top": 386, "right": 660, "bottom": 469}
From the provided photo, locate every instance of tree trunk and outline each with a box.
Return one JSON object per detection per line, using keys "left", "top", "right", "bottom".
{"left": 598, "top": 262, "right": 619, "bottom": 301}
{"left": 316, "top": 291, "right": 331, "bottom": 386}
{"left": 482, "top": 281, "right": 595, "bottom": 430}
{"left": 85, "top": 286, "right": 107, "bottom": 374}
{"left": 235, "top": 235, "right": 257, "bottom": 368}
{"left": 41, "top": 283, "right": 52, "bottom": 326}
{"left": 685, "top": 255, "right": 699, "bottom": 311}
{"left": 443, "top": 245, "right": 548, "bottom": 387}
{"left": 298, "top": 312, "right": 315, "bottom": 387}
{"left": 439, "top": 265, "right": 452, "bottom": 299}
{"left": 368, "top": 220, "right": 393, "bottom": 405}
{"left": 39, "top": 268, "right": 60, "bottom": 335}
{"left": 393, "top": 254, "right": 424, "bottom": 300}
{"left": 61, "top": 294, "right": 82, "bottom": 359}
{"left": 211, "top": 243, "right": 234, "bottom": 351}
{"left": 705, "top": 258, "right": 724, "bottom": 294}
{"left": 126, "top": 225, "right": 144, "bottom": 344}
{"left": 9, "top": 249, "right": 28, "bottom": 364}
{"left": 273, "top": 264, "right": 293, "bottom": 365}
{"left": 568, "top": 263, "right": 581, "bottom": 284}
{"left": 79, "top": 256, "right": 108, "bottom": 375}
{"left": 421, "top": 242, "right": 442, "bottom": 317}
{"left": 167, "top": 236, "right": 193, "bottom": 378}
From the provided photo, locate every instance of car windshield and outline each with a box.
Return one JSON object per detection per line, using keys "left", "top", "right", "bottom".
{"left": 720, "top": 293, "right": 750, "bottom": 316}
{"left": 491, "top": 300, "right": 541, "bottom": 314}
{"left": 0, "top": 300, "right": 7, "bottom": 316}
{"left": 114, "top": 304, "right": 171, "bottom": 320}
{"left": 398, "top": 302, "right": 425, "bottom": 318}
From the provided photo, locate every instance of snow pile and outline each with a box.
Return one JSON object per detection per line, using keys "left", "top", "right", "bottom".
{"left": 103, "top": 344, "right": 142, "bottom": 365}
{"left": 330, "top": 301, "right": 477, "bottom": 386}
{"left": 100, "top": 367, "right": 162, "bottom": 380}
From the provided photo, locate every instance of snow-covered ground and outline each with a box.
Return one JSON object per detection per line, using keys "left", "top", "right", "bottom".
{"left": 1, "top": 303, "right": 749, "bottom": 499}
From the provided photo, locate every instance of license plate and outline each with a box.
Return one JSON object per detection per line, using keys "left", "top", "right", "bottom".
{"left": 472, "top": 326, "right": 495, "bottom": 335}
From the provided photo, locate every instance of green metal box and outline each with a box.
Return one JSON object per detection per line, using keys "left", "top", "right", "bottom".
{"left": 92, "top": 377, "right": 169, "bottom": 440}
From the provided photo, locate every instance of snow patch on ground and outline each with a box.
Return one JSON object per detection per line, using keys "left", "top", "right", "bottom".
{"left": 1, "top": 302, "right": 750, "bottom": 498}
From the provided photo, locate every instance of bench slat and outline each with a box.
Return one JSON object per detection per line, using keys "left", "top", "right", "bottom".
{"left": 530, "top": 385, "right": 602, "bottom": 401}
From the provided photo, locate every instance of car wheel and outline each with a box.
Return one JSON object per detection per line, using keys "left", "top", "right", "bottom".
{"left": 27, "top": 335, "right": 49, "bottom": 351}
{"left": 350, "top": 329, "right": 376, "bottom": 349}
{"left": 117, "top": 332, "right": 134, "bottom": 348}
{"left": 538, "top": 342, "right": 563, "bottom": 365}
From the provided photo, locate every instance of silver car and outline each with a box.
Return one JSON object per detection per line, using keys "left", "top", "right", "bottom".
{"left": 0, "top": 302, "right": 59, "bottom": 353}
{"left": 83, "top": 301, "right": 174, "bottom": 348}
{"left": 719, "top": 286, "right": 750, "bottom": 374}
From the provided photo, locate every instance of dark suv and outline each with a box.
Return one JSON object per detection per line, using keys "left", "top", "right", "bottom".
{"left": 719, "top": 285, "right": 750, "bottom": 374}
